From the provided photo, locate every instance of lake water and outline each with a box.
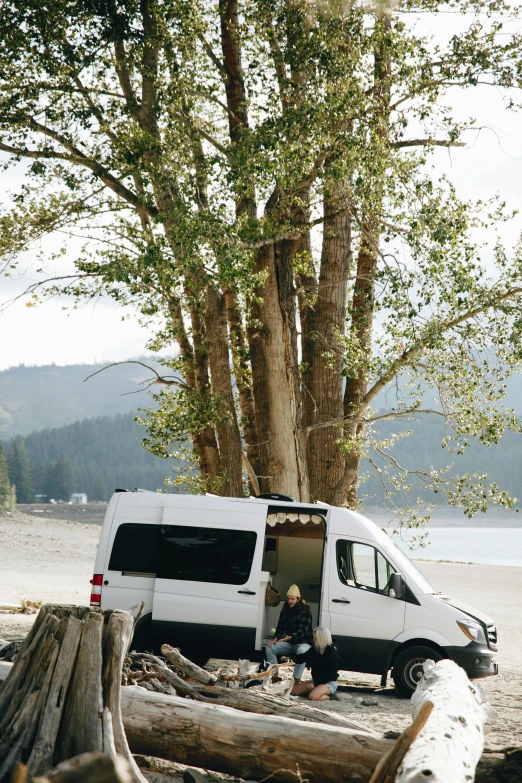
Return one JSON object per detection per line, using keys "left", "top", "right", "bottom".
{"left": 391, "top": 527, "right": 522, "bottom": 568}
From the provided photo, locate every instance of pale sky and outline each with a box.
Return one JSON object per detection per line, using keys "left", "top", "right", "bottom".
{"left": 1, "top": 36, "right": 522, "bottom": 371}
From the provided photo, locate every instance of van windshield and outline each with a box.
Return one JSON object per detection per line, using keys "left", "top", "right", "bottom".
{"left": 385, "top": 538, "right": 437, "bottom": 594}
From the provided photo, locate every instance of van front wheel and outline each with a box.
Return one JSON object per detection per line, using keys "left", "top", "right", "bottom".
{"left": 392, "top": 645, "right": 443, "bottom": 698}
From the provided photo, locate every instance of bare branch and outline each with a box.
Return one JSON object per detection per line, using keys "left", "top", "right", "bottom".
{"left": 0, "top": 274, "right": 94, "bottom": 311}
{"left": 84, "top": 360, "right": 191, "bottom": 391}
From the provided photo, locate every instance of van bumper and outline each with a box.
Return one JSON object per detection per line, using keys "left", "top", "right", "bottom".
{"left": 445, "top": 642, "right": 498, "bottom": 679}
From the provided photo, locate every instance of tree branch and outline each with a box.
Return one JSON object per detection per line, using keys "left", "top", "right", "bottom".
{"left": 362, "top": 286, "right": 522, "bottom": 411}
{"left": 197, "top": 32, "right": 227, "bottom": 81}
{"left": 391, "top": 139, "right": 466, "bottom": 149}
{"left": 84, "top": 360, "right": 191, "bottom": 391}
{"left": 0, "top": 125, "right": 158, "bottom": 219}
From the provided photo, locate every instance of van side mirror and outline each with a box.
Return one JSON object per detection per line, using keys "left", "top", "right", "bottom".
{"left": 389, "top": 572, "right": 405, "bottom": 600}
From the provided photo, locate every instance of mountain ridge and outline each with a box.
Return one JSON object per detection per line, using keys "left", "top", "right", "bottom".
{"left": 0, "top": 359, "right": 164, "bottom": 438}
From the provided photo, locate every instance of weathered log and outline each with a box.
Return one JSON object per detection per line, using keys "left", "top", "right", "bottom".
{"left": 396, "top": 660, "right": 496, "bottom": 783}
{"left": 148, "top": 661, "right": 204, "bottom": 700}
{"left": 0, "top": 605, "right": 147, "bottom": 783}
{"left": 160, "top": 646, "right": 217, "bottom": 685}
{"left": 368, "top": 702, "right": 433, "bottom": 783}
{"left": 121, "top": 686, "right": 390, "bottom": 783}
{"left": 195, "top": 684, "right": 374, "bottom": 732}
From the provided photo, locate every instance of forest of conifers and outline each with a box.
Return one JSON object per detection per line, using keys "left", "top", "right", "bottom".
{"left": 1, "top": 411, "right": 522, "bottom": 510}
{"left": 1, "top": 414, "right": 170, "bottom": 503}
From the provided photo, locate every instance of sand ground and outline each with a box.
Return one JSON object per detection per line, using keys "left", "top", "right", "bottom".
{"left": 1, "top": 511, "right": 521, "bottom": 751}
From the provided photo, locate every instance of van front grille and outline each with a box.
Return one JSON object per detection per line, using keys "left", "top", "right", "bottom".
{"left": 487, "top": 625, "right": 498, "bottom": 650}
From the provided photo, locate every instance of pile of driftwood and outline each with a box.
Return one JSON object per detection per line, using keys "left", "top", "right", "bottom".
{"left": 0, "top": 604, "right": 521, "bottom": 783}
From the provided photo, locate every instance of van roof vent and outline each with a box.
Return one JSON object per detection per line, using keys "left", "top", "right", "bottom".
{"left": 115, "top": 488, "right": 129, "bottom": 493}
{"left": 257, "top": 493, "right": 294, "bottom": 502}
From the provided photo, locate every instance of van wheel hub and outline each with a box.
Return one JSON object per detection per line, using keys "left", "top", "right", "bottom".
{"left": 404, "top": 658, "right": 426, "bottom": 687}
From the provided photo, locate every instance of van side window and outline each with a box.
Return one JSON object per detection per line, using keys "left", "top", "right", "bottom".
{"left": 351, "top": 543, "right": 377, "bottom": 592}
{"left": 157, "top": 526, "right": 257, "bottom": 585}
{"left": 108, "top": 523, "right": 160, "bottom": 574}
{"left": 336, "top": 539, "right": 396, "bottom": 596}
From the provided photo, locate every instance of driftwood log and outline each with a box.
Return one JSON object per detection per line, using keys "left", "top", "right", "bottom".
{"left": 160, "top": 646, "right": 217, "bottom": 685}
{"left": 0, "top": 605, "right": 147, "bottom": 783}
{"left": 368, "top": 702, "right": 433, "bottom": 783}
{"left": 396, "top": 659, "right": 496, "bottom": 783}
{"left": 121, "top": 685, "right": 390, "bottom": 782}
{"left": 195, "top": 684, "right": 373, "bottom": 732}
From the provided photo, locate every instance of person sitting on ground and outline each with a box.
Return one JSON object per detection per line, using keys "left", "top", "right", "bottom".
{"left": 290, "top": 626, "right": 340, "bottom": 701}
{"left": 265, "top": 584, "right": 312, "bottom": 684}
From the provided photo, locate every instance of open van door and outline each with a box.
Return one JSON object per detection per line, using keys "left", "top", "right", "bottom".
{"left": 151, "top": 499, "right": 267, "bottom": 654}
{"left": 326, "top": 535, "right": 406, "bottom": 674}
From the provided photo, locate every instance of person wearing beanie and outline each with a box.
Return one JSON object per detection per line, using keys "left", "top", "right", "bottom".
{"left": 264, "top": 584, "right": 313, "bottom": 682}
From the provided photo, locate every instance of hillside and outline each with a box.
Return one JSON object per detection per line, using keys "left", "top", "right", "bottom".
{"left": 12, "top": 413, "right": 173, "bottom": 499}
{"left": 0, "top": 360, "right": 164, "bottom": 438}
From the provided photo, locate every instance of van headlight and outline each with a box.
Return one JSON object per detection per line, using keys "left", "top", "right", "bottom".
{"left": 457, "top": 620, "right": 487, "bottom": 644}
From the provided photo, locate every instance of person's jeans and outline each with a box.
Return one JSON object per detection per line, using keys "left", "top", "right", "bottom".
{"left": 265, "top": 641, "right": 311, "bottom": 680}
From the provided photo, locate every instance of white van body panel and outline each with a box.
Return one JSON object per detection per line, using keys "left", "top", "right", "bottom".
{"left": 152, "top": 498, "right": 267, "bottom": 631}
{"left": 92, "top": 492, "right": 121, "bottom": 573}
{"left": 99, "top": 492, "right": 164, "bottom": 616}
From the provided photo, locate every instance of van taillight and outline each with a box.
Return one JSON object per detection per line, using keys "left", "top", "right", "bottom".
{"left": 90, "top": 574, "right": 103, "bottom": 606}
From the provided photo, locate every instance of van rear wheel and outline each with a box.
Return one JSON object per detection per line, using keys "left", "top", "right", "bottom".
{"left": 392, "top": 645, "right": 443, "bottom": 698}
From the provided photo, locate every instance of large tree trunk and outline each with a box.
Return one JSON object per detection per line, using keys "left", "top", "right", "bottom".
{"left": 333, "top": 241, "right": 377, "bottom": 507}
{"left": 223, "top": 286, "right": 261, "bottom": 491}
{"left": 121, "top": 686, "right": 388, "bottom": 783}
{"left": 205, "top": 285, "right": 243, "bottom": 496}
{"left": 305, "top": 187, "right": 352, "bottom": 503}
{"left": 0, "top": 605, "right": 146, "bottom": 783}
{"left": 333, "top": 8, "right": 391, "bottom": 508}
{"left": 251, "top": 242, "right": 309, "bottom": 500}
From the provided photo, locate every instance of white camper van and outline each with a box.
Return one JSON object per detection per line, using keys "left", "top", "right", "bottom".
{"left": 91, "top": 490, "right": 498, "bottom": 696}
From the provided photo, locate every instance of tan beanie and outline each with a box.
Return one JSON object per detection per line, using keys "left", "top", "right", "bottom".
{"left": 286, "top": 584, "right": 301, "bottom": 598}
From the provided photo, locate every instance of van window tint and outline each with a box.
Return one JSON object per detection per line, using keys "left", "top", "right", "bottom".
{"left": 108, "top": 523, "right": 160, "bottom": 574}
{"left": 158, "top": 526, "right": 257, "bottom": 585}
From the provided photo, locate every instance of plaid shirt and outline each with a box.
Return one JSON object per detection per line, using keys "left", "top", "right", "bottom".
{"left": 275, "top": 604, "right": 313, "bottom": 645}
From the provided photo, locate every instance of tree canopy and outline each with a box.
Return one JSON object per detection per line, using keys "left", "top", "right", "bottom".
{"left": 2, "top": 0, "right": 522, "bottom": 520}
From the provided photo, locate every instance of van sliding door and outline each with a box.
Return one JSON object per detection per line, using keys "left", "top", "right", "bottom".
{"left": 151, "top": 502, "right": 266, "bottom": 652}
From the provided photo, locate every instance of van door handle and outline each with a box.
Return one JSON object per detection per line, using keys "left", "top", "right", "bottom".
{"left": 332, "top": 598, "right": 351, "bottom": 604}
{"left": 238, "top": 589, "right": 256, "bottom": 595}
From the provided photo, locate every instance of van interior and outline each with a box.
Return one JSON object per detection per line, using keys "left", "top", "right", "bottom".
{"left": 260, "top": 506, "right": 326, "bottom": 644}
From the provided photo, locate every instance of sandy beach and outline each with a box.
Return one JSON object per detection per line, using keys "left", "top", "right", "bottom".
{"left": 1, "top": 510, "right": 521, "bottom": 751}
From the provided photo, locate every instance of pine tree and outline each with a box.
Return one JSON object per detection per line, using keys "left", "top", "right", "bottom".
{"left": 8, "top": 440, "right": 33, "bottom": 504}
{"left": 91, "top": 475, "right": 107, "bottom": 502}
{"left": 46, "top": 453, "right": 75, "bottom": 501}
{"left": 0, "top": 442, "right": 14, "bottom": 509}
